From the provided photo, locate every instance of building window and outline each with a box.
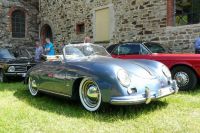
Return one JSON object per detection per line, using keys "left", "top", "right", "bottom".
{"left": 76, "top": 23, "right": 85, "bottom": 34}
{"left": 95, "top": 7, "right": 110, "bottom": 42}
{"left": 175, "top": 0, "right": 200, "bottom": 26}
{"left": 12, "top": 10, "right": 25, "bottom": 38}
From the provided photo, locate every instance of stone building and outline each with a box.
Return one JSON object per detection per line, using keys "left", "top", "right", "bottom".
{"left": 1, "top": 0, "right": 200, "bottom": 52}
{"left": 0, "top": 0, "right": 39, "bottom": 48}
{"left": 37, "top": 0, "right": 200, "bottom": 53}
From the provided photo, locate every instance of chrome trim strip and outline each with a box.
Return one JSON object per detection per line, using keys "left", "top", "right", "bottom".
{"left": 38, "top": 89, "right": 71, "bottom": 98}
{"left": 8, "top": 64, "right": 33, "bottom": 66}
{"left": 6, "top": 71, "right": 27, "bottom": 73}
{"left": 5, "top": 73, "right": 26, "bottom": 75}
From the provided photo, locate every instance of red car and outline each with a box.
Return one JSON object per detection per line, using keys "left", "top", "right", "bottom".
{"left": 107, "top": 42, "right": 200, "bottom": 90}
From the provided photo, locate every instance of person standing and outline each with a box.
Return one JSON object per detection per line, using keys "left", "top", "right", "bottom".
{"left": 195, "top": 36, "right": 200, "bottom": 54}
{"left": 34, "top": 40, "right": 43, "bottom": 62}
{"left": 84, "top": 36, "right": 91, "bottom": 43}
{"left": 44, "top": 38, "right": 55, "bottom": 55}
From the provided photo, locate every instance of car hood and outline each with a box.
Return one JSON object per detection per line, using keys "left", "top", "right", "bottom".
{"left": 69, "top": 56, "right": 156, "bottom": 78}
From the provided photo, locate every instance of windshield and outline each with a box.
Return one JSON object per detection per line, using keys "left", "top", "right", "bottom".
{"left": 10, "top": 48, "right": 32, "bottom": 59}
{"left": 0, "top": 49, "right": 16, "bottom": 59}
{"left": 63, "top": 43, "right": 110, "bottom": 60}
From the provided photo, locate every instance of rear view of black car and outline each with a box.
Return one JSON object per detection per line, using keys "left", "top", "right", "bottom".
{"left": 0, "top": 48, "right": 36, "bottom": 82}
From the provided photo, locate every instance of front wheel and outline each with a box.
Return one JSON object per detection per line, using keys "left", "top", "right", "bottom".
{"left": 171, "top": 66, "right": 197, "bottom": 90}
{"left": 28, "top": 77, "right": 39, "bottom": 96}
{"left": 79, "top": 78, "right": 102, "bottom": 112}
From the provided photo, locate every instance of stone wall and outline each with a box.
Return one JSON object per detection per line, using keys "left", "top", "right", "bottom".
{"left": 157, "top": 25, "right": 200, "bottom": 53}
{"left": 38, "top": 0, "right": 89, "bottom": 45}
{"left": 38, "top": 0, "right": 200, "bottom": 52}
{"left": 0, "top": 0, "right": 38, "bottom": 48}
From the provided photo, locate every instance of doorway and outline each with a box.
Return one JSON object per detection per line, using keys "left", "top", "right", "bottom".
{"left": 41, "top": 24, "right": 53, "bottom": 44}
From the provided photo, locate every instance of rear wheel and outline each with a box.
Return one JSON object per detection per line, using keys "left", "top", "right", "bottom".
{"left": 28, "top": 77, "right": 39, "bottom": 96}
{"left": 79, "top": 78, "right": 102, "bottom": 112}
{"left": 0, "top": 70, "right": 7, "bottom": 83}
{"left": 171, "top": 66, "right": 197, "bottom": 90}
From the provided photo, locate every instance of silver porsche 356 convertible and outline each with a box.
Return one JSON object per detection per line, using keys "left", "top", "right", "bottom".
{"left": 26, "top": 43, "right": 178, "bottom": 112}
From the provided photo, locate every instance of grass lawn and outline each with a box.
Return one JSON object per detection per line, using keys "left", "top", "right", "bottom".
{"left": 0, "top": 82, "right": 200, "bottom": 133}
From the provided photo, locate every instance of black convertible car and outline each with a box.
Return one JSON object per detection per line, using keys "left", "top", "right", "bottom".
{"left": 0, "top": 48, "right": 36, "bottom": 82}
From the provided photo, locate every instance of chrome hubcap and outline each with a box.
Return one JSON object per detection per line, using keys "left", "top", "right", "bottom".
{"left": 81, "top": 80, "right": 100, "bottom": 108}
{"left": 174, "top": 72, "right": 189, "bottom": 87}
{"left": 87, "top": 86, "right": 99, "bottom": 100}
{"left": 31, "top": 80, "right": 37, "bottom": 88}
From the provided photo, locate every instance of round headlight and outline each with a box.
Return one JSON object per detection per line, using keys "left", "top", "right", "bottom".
{"left": 117, "top": 69, "right": 131, "bottom": 87}
{"left": 8, "top": 66, "right": 15, "bottom": 72}
{"left": 162, "top": 65, "right": 171, "bottom": 78}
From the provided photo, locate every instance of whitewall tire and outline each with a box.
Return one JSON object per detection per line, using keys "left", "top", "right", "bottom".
{"left": 79, "top": 78, "right": 102, "bottom": 112}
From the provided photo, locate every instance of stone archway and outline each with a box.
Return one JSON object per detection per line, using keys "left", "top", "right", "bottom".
{"left": 40, "top": 24, "right": 53, "bottom": 44}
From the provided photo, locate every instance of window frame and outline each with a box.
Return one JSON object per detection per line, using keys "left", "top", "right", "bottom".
{"left": 174, "top": 0, "right": 200, "bottom": 26}
{"left": 76, "top": 23, "right": 85, "bottom": 34}
{"left": 11, "top": 10, "right": 26, "bottom": 38}
{"left": 92, "top": 4, "right": 115, "bottom": 43}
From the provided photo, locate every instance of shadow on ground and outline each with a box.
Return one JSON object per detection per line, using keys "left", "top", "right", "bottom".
{"left": 13, "top": 87, "right": 171, "bottom": 122}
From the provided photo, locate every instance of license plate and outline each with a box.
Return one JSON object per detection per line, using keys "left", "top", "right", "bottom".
{"left": 159, "top": 88, "right": 171, "bottom": 96}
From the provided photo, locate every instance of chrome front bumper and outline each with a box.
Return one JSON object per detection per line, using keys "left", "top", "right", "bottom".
{"left": 110, "top": 80, "right": 179, "bottom": 105}
{"left": 4, "top": 73, "right": 27, "bottom": 77}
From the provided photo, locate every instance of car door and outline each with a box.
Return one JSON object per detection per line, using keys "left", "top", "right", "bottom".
{"left": 111, "top": 43, "right": 153, "bottom": 60}
{"left": 38, "top": 61, "right": 69, "bottom": 95}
